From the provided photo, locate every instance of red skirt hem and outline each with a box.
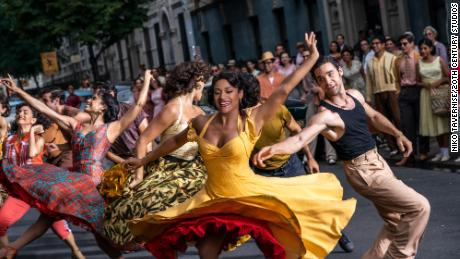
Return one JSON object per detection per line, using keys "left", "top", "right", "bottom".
{"left": 0, "top": 173, "right": 97, "bottom": 233}
{"left": 144, "top": 214, "right": 286, "bottom": 259}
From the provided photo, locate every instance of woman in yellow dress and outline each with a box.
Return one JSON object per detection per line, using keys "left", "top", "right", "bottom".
{"left": 124, "top": 32, "right": 356, "bottom": 259}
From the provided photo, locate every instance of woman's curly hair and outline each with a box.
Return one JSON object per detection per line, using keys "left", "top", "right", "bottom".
{"left": 162, "top": 61, "right": 211, "bottom": 102}
{"left": 11, "top": 103, "right": 51, "bottom": 133}
{"left": 99, "top": 89, "right": 119, "bottom": 123}
{"left": 207, "top": 71, "right": 260, "bottom": 112}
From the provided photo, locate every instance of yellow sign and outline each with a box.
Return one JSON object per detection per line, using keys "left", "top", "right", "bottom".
{"left": 40, "top": 51, "right": 59, "bottom": 75}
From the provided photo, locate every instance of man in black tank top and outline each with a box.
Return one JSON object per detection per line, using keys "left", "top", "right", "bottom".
{"left": 254, "top": 56, "right": 430, "bottom": 259}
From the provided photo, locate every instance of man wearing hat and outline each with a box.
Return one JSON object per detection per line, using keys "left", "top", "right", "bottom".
{"left": 257, "top": 51, "right": 285, "bottom": 101}
{"left": 227, "top": 59, "right": 239, "bottom": 72}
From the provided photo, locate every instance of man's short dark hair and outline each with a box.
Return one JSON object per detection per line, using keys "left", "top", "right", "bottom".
{"left": 51, "top": 90, "right": 66, "bottom": 104}
{"left": 371, "top": 35, "right": 385, "bottom": 43}
{"left": 39, "top": 87, "right": 56, "bottom": 98}
{"left": 311, "top": 56, "right": 341, "bottom": 82}
{"left": 399, "top": 33, "right": 414, "bottom": 43}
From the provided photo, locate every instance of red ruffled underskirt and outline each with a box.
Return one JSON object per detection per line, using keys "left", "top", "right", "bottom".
{"left": 144, "top": 214, "right": 286, "bottom": 259}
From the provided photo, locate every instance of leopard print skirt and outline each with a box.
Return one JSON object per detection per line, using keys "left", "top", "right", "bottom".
{"left": 103, "top": 155, "right": 207, "bottom": 249}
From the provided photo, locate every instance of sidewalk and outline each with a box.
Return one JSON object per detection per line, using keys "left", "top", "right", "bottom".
{"left": 378, "top": 144, "right": 460, "bottom": 173}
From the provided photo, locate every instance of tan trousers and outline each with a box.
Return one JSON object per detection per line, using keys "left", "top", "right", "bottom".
{"left": 343, "top": 149, "right": 430, "bottom": 259}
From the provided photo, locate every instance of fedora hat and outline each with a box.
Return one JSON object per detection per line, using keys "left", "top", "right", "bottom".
{"left": 261, "top": 51, "right": 276, "bottom": 62}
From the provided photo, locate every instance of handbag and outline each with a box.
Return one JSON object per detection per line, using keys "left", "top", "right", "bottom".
{"left": 430, "top": 83, "right": 450, "bottom": 116}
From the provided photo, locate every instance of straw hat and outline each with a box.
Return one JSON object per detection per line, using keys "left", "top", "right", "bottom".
{"left": 227, "top": 59, "right": 236, "bottom": 66}
{"left": 261, "top": 51, "right": 275, "bottom": 62}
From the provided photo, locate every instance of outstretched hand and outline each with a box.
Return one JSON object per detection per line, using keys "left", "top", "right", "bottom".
{"left": 0, "top": 74, "right": 20, "bottom": 93}
{"left": 305, "top": 32, "right": 318, "bottom": 58}
{"left": 252, "top": 146, "right": 276, "bottom": 168}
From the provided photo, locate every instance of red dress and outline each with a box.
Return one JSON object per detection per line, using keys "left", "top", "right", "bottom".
{"left": 0, "top": 124, "right": 110, "bottom": 233}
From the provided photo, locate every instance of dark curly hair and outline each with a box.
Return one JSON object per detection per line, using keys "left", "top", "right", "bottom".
{"left": 207, "top": 71, "right": 260, "bottom": 112}
{"left": 0, "top": 95, "right": 11, "bottom": 117}
{"left": 163, "top": 61, "right": 211, "bottom": 102}
{"left": 311, "top": 55, "right": 342, "bottom": 83}
{"left": 11, "top": 103, "right": 51, "bottom": 133}
{"left": 97, "top": 89, "right": 119, "bottom": 123}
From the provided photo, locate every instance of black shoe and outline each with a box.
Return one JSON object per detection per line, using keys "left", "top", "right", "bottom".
{"left": 338, "top": 232, "right": 354, "bottom": 253}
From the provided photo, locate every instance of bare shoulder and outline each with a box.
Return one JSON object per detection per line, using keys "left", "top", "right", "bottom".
{"left": 346, "top": 89, "right": 365, "bottom": 103}
{"left": 161, "top": 101, "right": 180, "bottom": 118}
{"left": 192, "top": 105, "right": 206, "bottom": 116}
{"left": 191, "top": 113, "right": 213, "bottom": 134}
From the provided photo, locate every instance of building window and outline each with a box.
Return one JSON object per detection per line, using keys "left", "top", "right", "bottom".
{"left": 273, "top": 7, "right": 289, "bottom": 53}
{"left": 143, "top": 27, "right": 154, "bottom": 68}
{"left": 201, "top": 31, "right": 213, "bottom": 64}
{"left": 178, "top": 13, "right": 191, "bottom": 61}
{"left": 249, "top": 16, "right": 262, "bottom": 58}
{"left": 222, "top": 24, "right": 235, "bottom": 59}
{"left": 154, "top": 23, "right": 165, "bottom": 67}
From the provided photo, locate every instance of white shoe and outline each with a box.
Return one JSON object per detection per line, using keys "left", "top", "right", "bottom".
{"left": 440, "top": 155, "right": 450, "bottom": 162}
{"left": 389, "top": 150, "right": 399, "bottom": 156}
{"left": 455, "top": 157, "right": 460, "bottom": 163}
{"left": 430, "top": 154, "right": 442, "bottom": 162}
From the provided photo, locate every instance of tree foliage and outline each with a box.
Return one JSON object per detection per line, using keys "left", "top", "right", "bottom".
{"left": 0, "top": 0, "right": 150, "bottom": 80}
{"left": 0, "top": 1, "right": 61, "bottom": 78}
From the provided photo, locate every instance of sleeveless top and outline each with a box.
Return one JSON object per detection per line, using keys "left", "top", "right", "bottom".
{"left": 319, "top": 94, "right": 375, "bottom": 160}
{"left": 4, "top": 133, "right": 44, "bottom": 166}
{"left": 71, "top": 123, "right": 111, "bottom": 184}
{"left": 418, "top": 56, "right": 443, "bottom": 83}
{"left": 160, "top": 97, "right": 199, "bottom": 161}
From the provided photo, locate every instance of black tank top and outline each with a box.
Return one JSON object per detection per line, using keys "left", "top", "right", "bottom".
{"left": 319, "top": 94, "right": 376, "bottom": 160}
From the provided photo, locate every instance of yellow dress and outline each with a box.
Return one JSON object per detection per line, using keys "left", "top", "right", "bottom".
{"left": 130, "top": 109, "right": 356, "bottom": 259}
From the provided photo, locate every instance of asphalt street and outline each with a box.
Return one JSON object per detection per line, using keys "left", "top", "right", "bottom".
{"left": 9, "top": 161, "right": 460, "bottom": 259}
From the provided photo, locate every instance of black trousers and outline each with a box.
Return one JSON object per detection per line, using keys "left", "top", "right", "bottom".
{"left": 398, "top": 86, "right": 429, "bottom": 154}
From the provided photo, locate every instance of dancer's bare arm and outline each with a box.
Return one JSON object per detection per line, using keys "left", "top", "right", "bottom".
{"left": 285, "top": 113, "right": 319, "bottom": 173}
{"left": 124, "top": 128, "right": 189, "bottom": 170}
{"left": 347, "top": 89, "right": 412, "bottom": 157}
{"left": 252, "top": 32, "right": 319, "bottom": 132}
{"left": 1, "top": 77, "right": 77, "bottom": 131}
{"left": 130, "top": 101, "right": 180, "bottom": 184}
{"left": 28, "top": 125, "right": 45, "bottom": 158}
{"left": 107, "top": 70, "right": 150, "bottom": 143}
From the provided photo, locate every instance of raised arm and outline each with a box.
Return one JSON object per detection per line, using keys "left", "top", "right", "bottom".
{"left": 252, "top": 32, "right": 319, "bottom": 131}
{"left": 124, "top": 127, "right": 189, "bottom": 171}
{"left": 347, "top": 89, "right": 412, "bottom": 157}
{"left": 127, "top": 103, "right": 179, "bottom": 187}
{"left": 28, "top": 125, "right": 45, "bottom": 159}
{"left": 106, "top": 69, "right": 151, "bottom": 143}
{"left": 1, "top": 77, "right": 77, "bottom": 131}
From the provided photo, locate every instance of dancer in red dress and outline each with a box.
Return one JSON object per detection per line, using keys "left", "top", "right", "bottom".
{"left": 0, "top": 72, "right": 149, "bottom": 258}
{"left": 0, "top": 103, "right": 84, "bottom": 259}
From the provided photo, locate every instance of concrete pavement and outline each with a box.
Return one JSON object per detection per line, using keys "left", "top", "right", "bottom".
{"left": 7, "top": 161, "right": 460, "bottom": 258}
